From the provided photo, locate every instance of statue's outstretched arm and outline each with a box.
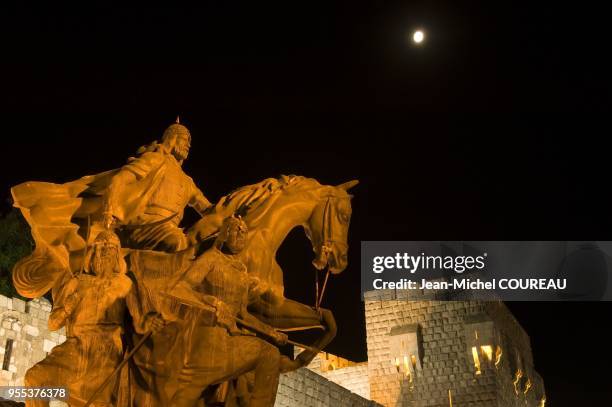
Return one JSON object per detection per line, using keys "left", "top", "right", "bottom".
{"left": 166, "top": 255, "right": 221, "bottom": 318}
{"left": 171, "top": 279, "right": 220, "bottom": 310}
{"left": 189, "top": 182, "right": 213, "bottom": 217}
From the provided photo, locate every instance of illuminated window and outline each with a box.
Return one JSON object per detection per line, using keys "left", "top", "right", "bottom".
{"left": 389, "top": 324, "right": 422, "bottom": 380}
{"left": 464, "top": 314, "right": 499, "bottom": 375}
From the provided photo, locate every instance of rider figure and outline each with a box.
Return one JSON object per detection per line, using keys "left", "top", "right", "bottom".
{"left": 103, "top": 119, "right": 213, "bottom": 252}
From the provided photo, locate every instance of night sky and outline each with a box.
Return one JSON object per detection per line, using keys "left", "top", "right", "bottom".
{"left": 1, "top": 2, "right": 611, "bottom": 405}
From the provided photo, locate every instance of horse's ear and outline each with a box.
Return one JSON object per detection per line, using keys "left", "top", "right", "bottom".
{"left": 337, "top": 180, "right": 359, "bottom": 191}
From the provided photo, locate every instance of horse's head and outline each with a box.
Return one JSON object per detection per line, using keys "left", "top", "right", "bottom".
{"left": 306, "top": 180, "right": 358, "bottom": 274}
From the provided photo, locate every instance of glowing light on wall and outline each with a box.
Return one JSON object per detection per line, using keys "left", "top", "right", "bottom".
{"left": 480, "top": 345, "right": 493, "bottom": 362}
{"left": 524, "top": 378, "right": 532, "bottom": 395}
{"left": 392, "top": 355, "right": 414, "bottom": 381}
{"left": 472, "top": 347, "right": 482, "bottom": 375}
{"left": 389, "top": 324, "right": 422, "bottom": 383}
{"left": 513, "top": 369, "right": 523, "bottom": 395}
{"left": 494, "top": 346, "right": 503, "bottom": 368}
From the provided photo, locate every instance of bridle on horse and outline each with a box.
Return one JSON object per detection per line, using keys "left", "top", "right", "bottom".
{"left": 314, "top": 195, "right": 349, "bottom": 311}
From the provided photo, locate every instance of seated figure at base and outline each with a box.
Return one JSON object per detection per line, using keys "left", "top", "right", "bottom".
{"left": 168, "top": 215, "right": 287, "bottom": 407}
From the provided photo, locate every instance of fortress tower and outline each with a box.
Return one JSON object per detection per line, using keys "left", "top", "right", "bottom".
{"left": 364, "top": 288, "right": 546, "bottom": 407}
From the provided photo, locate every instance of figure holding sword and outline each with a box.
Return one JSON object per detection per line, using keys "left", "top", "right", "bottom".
{"left": 167, "top": 215, "right": 287, "bottom": 407}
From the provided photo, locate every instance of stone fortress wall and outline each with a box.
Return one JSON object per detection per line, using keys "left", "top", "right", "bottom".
{"left": 297, "top": 346, "right": 371, "bottom": 400}
{"left": 276, "top": 367, "right": 379, "bottom": 407}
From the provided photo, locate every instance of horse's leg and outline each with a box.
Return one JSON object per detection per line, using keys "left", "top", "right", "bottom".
{"left": 249, "top": 297, "right": 323, "bottom": 328}
{"left": 249, "top": 298, "right": 337, "bottom": 372}
{"left": 288, "top": 307, "right": 336, "bottom": 371}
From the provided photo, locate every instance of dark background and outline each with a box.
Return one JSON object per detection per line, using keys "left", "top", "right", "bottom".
{"left": 1, "top": 1, "right": 611, "bottom": 405}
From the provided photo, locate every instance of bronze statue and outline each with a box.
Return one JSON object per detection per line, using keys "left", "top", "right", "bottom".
{"left": 24, "top": 230, "right": 164, "bottom": 407}
{"left": 10, "top": 120, "right": 357, "bottom": 406}
{"left": 10, "top": 119, "right": 212, "bottom": 298}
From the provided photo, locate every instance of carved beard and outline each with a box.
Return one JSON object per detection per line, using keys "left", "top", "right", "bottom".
{"left": 172, "top": 143, "right": 189, "bottom": 161}
{"left": 92, "top": 252, "right": 117, "bottom": 279}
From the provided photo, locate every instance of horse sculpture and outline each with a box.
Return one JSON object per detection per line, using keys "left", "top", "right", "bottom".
{"left": 127, "top": 175, "right": 357, "bottom": 405}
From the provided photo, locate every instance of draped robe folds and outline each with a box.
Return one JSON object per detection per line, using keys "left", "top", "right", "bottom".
{"left": 10, "top": 173, "right": 345, "bottom": 405}
{"left": 11, "top": 154, "right": 169, "bottom": 298}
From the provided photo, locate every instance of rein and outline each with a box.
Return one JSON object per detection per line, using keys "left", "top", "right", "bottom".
{"left": 315, "top": 196, "right": 334, "bottom": 311}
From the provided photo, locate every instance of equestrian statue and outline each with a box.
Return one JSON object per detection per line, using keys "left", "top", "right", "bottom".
{"left": 10, "top": 119, "right": 357, "bottom": 407}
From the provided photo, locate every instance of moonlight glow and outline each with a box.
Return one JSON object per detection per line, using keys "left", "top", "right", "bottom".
{"left": 412, "top": 30, "right": 424, "bottom": 44}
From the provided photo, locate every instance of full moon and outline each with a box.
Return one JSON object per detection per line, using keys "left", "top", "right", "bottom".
{"left": 412, "top": 30, "right": 425, "bottom": 44}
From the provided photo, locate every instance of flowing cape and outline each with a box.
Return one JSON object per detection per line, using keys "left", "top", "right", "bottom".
{"left": 11, "top": 157, "right": 167, "bottom": 298}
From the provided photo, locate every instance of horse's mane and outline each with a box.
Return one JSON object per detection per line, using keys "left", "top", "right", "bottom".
{"left": 213, "top": 175, "right": 321, "bottom": 228}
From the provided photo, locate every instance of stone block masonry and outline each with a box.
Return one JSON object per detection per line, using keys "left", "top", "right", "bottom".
{"left": 275, "top": 367, "right": 381, "bottom": 407}
{"left": 0, "top": 295, "right": 66, "bottom": 387}
{"left": 297, "top": 346, "right": 372, "bottom": 400}
{"left": 364, "top": 289, "right": 545, "bottom": 407}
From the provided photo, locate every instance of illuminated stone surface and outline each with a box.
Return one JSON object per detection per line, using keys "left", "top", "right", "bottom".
{"left": 364, "top": 290, "right": 546, "bottom": 406}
